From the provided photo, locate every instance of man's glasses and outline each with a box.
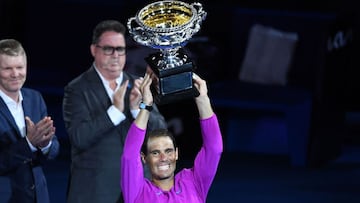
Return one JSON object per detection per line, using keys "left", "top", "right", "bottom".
{"left": 96, "top": 45, "right": 126, "bottom": 56}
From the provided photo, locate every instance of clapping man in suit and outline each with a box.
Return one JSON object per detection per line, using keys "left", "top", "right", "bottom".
{"left": 0, "top": 39, "right": 60, "bottom": 203}
{"left": 63, "top": 19, "right": 167, "bottom": 203}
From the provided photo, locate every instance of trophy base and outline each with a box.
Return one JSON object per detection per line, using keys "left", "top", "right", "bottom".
{"left": 145, "top": 52, "right": 200, "bottom": 105}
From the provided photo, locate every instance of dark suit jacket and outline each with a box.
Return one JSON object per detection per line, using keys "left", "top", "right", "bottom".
{"left": 63, "top": 66, "right": 167, "bottom": 203}
{"left": 0, "top": 88, "right": 60, "bottom": 203}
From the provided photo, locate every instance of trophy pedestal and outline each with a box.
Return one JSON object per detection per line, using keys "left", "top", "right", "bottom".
{"left": 146, "top": 52, "right": 199, "bottom": 105}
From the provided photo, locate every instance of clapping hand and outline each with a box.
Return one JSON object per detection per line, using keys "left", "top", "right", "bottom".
{"left": 25, "top": 116, "right": 56, "bottom": 148}
{"left": 139, "top": 72, "right": 153, "bottom": 106}
{"left": 113, "top": 80, "right": 129, "bottom": 112}
{"left": 129, "top": 77, "right": 144, "bottom": 109}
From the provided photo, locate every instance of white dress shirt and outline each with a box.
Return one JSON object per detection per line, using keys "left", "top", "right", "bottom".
{"left": 94, "top": 64, "right": 139, "bottom": 125}
{"left": 0, "top": 89, "right": 51, "bottom": 153}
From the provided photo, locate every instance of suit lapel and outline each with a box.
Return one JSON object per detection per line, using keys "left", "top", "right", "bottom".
{"left": 86, "top": 66, "right": 112, "bottom": 109}
{"left": 85, "top": 66, "right": 134, "bottom": 112}
{"left": 21, "top": 89, "right": 32, "bottom": 118}
{"left": 0, "top": 95, "right": 23, "bottom": 138}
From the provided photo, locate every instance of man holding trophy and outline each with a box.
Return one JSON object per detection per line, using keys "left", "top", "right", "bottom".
{"left": 121, "top": 71, "right": 223, "bottom": 203}
{"left": 121, "top": 2, "right": 222, "bottom": 203}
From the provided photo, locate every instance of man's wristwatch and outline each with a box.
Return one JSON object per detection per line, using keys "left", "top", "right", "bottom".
{"left": 139, "top": 102, "right": 153, "bottom": 112}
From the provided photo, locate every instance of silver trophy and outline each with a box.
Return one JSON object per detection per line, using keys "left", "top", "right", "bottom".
{"left": 127, "top": 0, "right": 207, "bottom": 105}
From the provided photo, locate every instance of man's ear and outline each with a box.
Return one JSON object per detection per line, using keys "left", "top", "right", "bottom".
{"left": 90, "top": 44, "right": 96, "bottom": 57}
{"left": 141, "top": 152, "right": 146, "bottom": 164}
{"left": 175, "top": 147, "right": 179, "bottom": 161}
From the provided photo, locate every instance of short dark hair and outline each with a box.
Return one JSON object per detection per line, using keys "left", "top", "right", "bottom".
{"left": 91, "top": 20, "right": 126, "bottom": 44}
{"left": 0, "top": 39, "right": 26, "bottom": 57}
{"left": 141, "top": 129, "right": 177, "bottom": 155}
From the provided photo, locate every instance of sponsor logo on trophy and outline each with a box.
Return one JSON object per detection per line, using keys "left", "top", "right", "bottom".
{"left": 127, "top": 0, "right": 207, "bottom": 105}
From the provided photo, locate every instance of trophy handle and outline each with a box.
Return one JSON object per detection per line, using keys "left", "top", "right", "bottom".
{"left": 127, "top": 17, "right": 137, "bottom": 33}
{"left": 188, "top": 2, "right": 207, "bottom": 37}
{"left": 192, "top": 2, "right": 207, "bottom": 21}
{"left": 127, "top": 17, "right": 149, "bottom": 46}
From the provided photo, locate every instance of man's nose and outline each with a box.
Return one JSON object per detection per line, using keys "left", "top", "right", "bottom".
{"left": 10, "top": 69, "right": 19, "bottom": 77}
{"left": 159, "top": 153, "right": 167, "bottom": 161}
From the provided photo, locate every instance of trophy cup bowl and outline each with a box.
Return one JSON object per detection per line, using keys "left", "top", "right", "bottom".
{"left": 127, "top": 0, "right": 207, "bottom": 105}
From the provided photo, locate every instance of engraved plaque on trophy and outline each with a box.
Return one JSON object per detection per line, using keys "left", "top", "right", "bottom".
{"left": 127, "top": 0, "right": 207, "bottom": 105}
